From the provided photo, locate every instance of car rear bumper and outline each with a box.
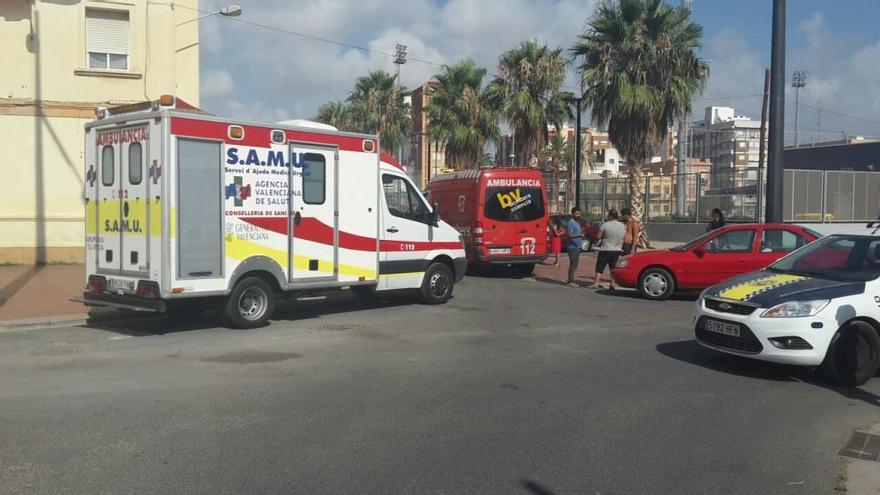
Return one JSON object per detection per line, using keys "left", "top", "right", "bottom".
{"left": 479, "top": 255, "right": 546, "bottom": 265}
{"left": 81, "top": 291, "right": 167, "bottom": 312}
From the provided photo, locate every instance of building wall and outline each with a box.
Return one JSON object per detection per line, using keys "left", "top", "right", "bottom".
{"left": 0, "top": 0, "right": 199, "bottom": 264}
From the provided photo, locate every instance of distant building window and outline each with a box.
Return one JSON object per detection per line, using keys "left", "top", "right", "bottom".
{"left": 86, "top": 9, "right": 130, "bottom": 70}
{"left": 608, "top": 158, "right": 615, "bottom": 164}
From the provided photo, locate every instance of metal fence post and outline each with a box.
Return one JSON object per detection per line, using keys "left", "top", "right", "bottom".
{"left": 852, "top": 172, "right": 857, "bottom": 222}
{"left": 644, "top": 175, "right": 651, "bottom": 223}
{"left": 820, "top": 170, "right": 827, "bottom": 223}
{"left": 601, "top": 177, "right": 608, "bottom": 216}
{"left": 695, "top": 172, "right": 702, "bottom": 223}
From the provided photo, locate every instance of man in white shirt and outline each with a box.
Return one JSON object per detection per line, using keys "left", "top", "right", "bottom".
{"left": 591, "top": 208, "right": 625, "bottom": 289}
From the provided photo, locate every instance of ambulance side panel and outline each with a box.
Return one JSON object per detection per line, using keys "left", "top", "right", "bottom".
{"left": 335, "top": 149, "right": 380, "bottom": 284}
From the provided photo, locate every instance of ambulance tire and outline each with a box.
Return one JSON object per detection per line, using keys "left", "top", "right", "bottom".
{"left": 223, "top": 277, "right": 275, "bottom": 329}
{"left": 822, "top": 320, "right": 880, "bottom": 386}
{"left": 420, "top": 263, "right": 454, "bottom": 305}
{"left": 516, "top": 263, "right": 536, "bottom": 276}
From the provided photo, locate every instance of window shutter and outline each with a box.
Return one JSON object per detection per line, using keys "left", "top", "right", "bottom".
{"left": 86, "top": 9, "right": 129, "bottom": 55}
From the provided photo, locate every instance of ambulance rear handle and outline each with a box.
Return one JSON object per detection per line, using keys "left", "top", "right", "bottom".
{"left": 387, "top": 227, "right": 399, "bottom": 233}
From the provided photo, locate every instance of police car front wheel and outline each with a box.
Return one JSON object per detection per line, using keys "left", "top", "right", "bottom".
{"left": 821, "top": 320, "right": 880, "bottom": 386}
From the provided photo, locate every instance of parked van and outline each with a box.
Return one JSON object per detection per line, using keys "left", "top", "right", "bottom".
{"left": 427, "top": 168, "right": 548, "bottom": 274}
{"left": 81, "top": 96, "right": 466, "bottom": 328}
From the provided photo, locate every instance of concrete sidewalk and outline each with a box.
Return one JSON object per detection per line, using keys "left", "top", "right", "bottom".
{"left": 0, "top": 264, "right": 87, "bottom": 327}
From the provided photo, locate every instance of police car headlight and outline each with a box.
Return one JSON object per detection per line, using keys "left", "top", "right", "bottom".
{"left": 760, "top": 300, "right": 830, "bottom": 318}
{"left": 615, "top": 258, "right": 628, "bottom": 268}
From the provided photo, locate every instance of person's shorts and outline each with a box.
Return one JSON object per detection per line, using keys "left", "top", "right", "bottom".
{"left": 596, "top": 251, "right": 622, "bottom": 272}
{"left": 622, "top": 243, "right": 633, "bottom": 255}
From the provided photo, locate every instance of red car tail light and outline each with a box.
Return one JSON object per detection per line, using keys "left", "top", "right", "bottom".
{"left": 473, "top": 221, "right": 484, "bottom": 245}
{"left": 136, "top": 280, "right": 161, "bottom": 299}
{"left": 87, "top": 275, "right": 106, "bottom": 293}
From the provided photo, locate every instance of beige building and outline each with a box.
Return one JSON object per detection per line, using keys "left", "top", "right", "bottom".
{"left": 408, "top": 81, "right": 447, "bottom": 188}
{"left": 0, "top": 0, "right": 199, "bottom": 264}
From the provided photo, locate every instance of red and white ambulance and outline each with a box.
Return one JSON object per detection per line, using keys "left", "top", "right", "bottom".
{"left": 82, "top": 96, "right": 466, "bottom": 328}
{"left": 426, "top": 168, "right": 549, "bottom": 274}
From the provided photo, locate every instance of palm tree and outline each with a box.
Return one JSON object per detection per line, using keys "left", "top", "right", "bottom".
{"left": 426, "top": 59, "right": 499, "bottom": 169}
{"left": 487, "top": 40, "right": 572, "bottom": 167}
{"left": 540, "top": 132, "right": 567, "bottom": 213}
{"left": 315, "top": 100, "right": 353, "bottom": 131}
{"left": 347, "top": 70, "right": 412, "bottom": 153}
{"left": 572, "top": 0, "right": 709, "bottom": 234}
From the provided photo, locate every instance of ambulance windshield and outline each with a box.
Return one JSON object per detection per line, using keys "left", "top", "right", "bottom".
{"left": 767, "top": 235, "right": 880, "bottom": 282}
{"left": 484, "top": 187, "right": 545, "bottom": 222}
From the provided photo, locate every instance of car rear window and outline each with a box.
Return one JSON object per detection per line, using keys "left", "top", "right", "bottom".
{"left": 484, "top": 187, "right": 545, "bottom": 222}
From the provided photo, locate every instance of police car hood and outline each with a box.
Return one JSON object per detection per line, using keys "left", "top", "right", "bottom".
{"left": 705, "top": 270, "right": 865, "bottom": 307}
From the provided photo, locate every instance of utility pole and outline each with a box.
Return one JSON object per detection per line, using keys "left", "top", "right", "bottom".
{"left": 757, "top": 68, "right": 770, "bottom": 222}
{"left": 393, "top": 44, "right": 407, "bottom": 162}
{"left": 574, "top": 95, "right": 583, "bottom": 209}
{"left": 766, "top": 0, "right": 786, "bottom": 223}
{"left": 676, "top": 0, "right": 693, "bottom": 219}
{"left": 817, "top": 102, "right": 821, "bottom": 143}
{"left": 792, "top": 70, "right": 806, "bottom": 147}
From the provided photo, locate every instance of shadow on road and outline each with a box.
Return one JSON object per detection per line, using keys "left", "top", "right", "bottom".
{"left": 595, "top": 288, "right": 700, "bottom": 302}
{"left": 657, "top": 339, "right": 880, "bottom": 407}
{"left": 521, "top": 479, "right": 555, "bottom": 494}
{"left": 83, "top": 291, "right": 420, "bottom": 337}
{"left": 468, "top": 265, "right": 535, "bottom": 279}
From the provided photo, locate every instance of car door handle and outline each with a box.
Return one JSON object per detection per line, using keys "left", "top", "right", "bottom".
{"left": 386, "top": 227, "right": 399, "bottom": 233}
{"left": 518, "top": 229, "right": 528, "bottom": 234}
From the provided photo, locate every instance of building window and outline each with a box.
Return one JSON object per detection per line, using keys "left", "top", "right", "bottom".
{"left": 86, "top": 9, "right": 130, "bottom": 70}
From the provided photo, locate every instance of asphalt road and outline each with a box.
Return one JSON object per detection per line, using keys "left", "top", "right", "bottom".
{"left": 2, "top": 275, "right": 879, "bottom": 494}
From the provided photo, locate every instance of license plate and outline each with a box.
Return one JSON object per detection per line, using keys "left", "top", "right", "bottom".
{"left": 108, "top": 278, "right": 135, "bottom": 291}
{"left": 704, "top": 319, "right": 741, "bottom": 337}
{"left": 489, "top": 248, "right": 511, "bottom": 255}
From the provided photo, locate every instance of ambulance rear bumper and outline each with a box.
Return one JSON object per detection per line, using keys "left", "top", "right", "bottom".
{"left": 81, "top": 292, "right": 167, "bottom": 313}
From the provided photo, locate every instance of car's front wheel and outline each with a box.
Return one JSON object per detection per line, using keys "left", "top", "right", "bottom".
{"left": 822, "top": 320, "right": 880, "bottom": 386}
{"left": 581, "top": 238, "right": 593, "bottom": 252}
{"left": 420, "top": 262, "right": 454, "bottom": 304}
{"left": 638, "top": 267, "right": 675, "bottom": 300}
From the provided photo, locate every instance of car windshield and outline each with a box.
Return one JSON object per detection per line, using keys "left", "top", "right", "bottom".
{"left": 767, "top": 235, "right": 880, "bottom": 282}
{"left": 670, "top": 231, "right": 715, "bottom": 251}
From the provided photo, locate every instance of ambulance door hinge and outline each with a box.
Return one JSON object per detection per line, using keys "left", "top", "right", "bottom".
{"left": 334, "top": 211, "right": 339, "bottom": 217}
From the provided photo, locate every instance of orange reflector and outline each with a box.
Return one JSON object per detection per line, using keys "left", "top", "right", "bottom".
{"left": 358, "top": 276, "right": 366, "bottom": 281}
{"left": 171, "top": 287, "right": 184, "bottom": 294}
{"left": 363, "top": 140, "right": 376, "bottom": 153}
{"left": 229, "top": 125, "right": 244, "bottom": 140}
{"left": 159, "top": 94, "right": 175, "bottom": 106}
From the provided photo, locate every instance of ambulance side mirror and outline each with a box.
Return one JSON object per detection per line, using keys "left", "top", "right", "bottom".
{"left": 429, "top": 202, "right": 440, "bottom": 226}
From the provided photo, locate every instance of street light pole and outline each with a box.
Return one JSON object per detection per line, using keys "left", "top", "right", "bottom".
{"left": 766, "top": 0, "right": 786, "bottom": 222}
{"left": 574, "top": 95, "right": 583, "bottom": 210}
{"left": 175, "top": 4, "right": 241, "bottom": 26}
{"left": 792, "top": 70, "right": 806, "bottom": 147}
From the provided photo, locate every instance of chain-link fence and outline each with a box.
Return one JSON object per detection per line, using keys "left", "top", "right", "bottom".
{"left": 547, "top": 169, "right": 880, "bottom": 223}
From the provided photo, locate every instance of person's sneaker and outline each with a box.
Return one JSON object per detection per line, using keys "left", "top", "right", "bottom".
{"left": 567, "top": 282, "right": 579, "bottom": 287}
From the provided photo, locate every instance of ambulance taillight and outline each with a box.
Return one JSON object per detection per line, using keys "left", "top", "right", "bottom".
{"left": 473, "top": 221, "right": 484, "bottom": 245}
{"left": 136, "top": 280, "right": 160, "bottom": 299}
{"left": 87, "top": 275, "right": 106, "bottom": 293}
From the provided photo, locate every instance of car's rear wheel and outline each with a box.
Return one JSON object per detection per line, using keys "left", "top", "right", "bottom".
{"left": 638, "top": 267, "right": 675, "bottom": 300}
{"left": 822, "top": 320, "right": 880, "bottom": 386}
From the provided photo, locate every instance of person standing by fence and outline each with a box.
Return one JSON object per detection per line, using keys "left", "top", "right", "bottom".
{"left": 565, "top": 208, "right": 584, "bottom": 287}
{"left": 707, "top": 208, "right": 726, "bottom": 232}
{"left": 621, "top": 207, "right": 640, "bottom": 255}
{"left": 591, "top": 208, "right": 625, "bottom": 290}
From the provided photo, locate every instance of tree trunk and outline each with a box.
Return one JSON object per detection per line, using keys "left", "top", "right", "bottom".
{"left": 628, "top": 164, "right": 651, "bottom": 249}
{"left": 551, "top": 161, "right": 559, "bottom": 214}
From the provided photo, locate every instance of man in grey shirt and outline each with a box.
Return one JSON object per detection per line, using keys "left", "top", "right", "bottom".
{"left": 591, "top": 208, "right": 626, "bottom": 289}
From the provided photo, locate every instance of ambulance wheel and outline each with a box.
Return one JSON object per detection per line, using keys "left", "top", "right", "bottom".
{"left": 822, "top": 320, "right": 880, "bottom": 386}
{"left": 516, "top": 263, "right": 536, "bottom": 276}
{"left": 420, "top": 263, "right": 454, "bottom": 304}
{"left": 639, "top": 267, "right": 675, "bottom": 301}
{"left": 224, "top": 277, "right": 275, "bottom": 329}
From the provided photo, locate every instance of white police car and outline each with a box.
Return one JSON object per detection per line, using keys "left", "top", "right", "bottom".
{"left": 694, "top": 224, "right": 880, "bottom": 386}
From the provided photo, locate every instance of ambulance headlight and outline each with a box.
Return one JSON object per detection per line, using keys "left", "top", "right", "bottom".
{"left": 760, "top": 300, "right": 830, "bottom": 318}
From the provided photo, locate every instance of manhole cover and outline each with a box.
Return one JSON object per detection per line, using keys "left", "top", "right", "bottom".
{"left": 840, "top": 431, "right": 880, "bottom": 462}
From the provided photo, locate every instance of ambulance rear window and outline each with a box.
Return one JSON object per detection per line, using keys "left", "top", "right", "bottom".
{"left": 128, "top": 142, "right": 142, "bottom": 185}
{"left": 484, "top": 187, "right": 545, "bottom": 222}
{"left": 101, "top": 145, "right": 114, "bottom": 186}
{"left": 302, "top": 153, "right": 325, "bottom": 205}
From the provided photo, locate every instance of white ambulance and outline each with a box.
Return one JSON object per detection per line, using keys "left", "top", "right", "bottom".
{"left": 82, "top": 96, "right": 466, "bottom": 328}
{"left": 695, "top": 223, "right": 880, "bottom": 386}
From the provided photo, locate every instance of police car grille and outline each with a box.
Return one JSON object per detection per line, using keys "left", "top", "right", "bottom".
{"left": 704, "top": 298, "right": 757, "bottom": 315}
{"left": 695, "top": 318, "right": 763, "bottom": 354}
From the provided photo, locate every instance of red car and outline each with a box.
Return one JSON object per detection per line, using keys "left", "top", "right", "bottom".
{"left": 549, "top": 214, "right": 601, "bottom": 252}
{"left": 611, "top": 223, "right": 822, "bottom": 300}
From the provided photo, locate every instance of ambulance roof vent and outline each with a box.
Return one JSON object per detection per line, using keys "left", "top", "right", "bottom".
{"left": 278, "top": 119, "right": 338, "bottom": 131}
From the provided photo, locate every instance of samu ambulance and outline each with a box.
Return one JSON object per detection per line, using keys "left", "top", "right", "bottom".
{"left": 82, "top": 96, "right": 466, "bottom": 328}
{"left": 694, "top": 223, "right": 880, "bottom": 386}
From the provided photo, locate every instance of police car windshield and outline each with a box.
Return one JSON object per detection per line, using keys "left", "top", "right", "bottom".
{"left": 767, "top": 235, "right": 880, "bottom": 282}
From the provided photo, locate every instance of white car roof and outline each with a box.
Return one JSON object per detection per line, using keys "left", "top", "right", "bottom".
{"left": 827, "top": 223, "right": 880, "bottom": 237}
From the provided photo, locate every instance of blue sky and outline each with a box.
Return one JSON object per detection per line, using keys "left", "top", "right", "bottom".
{"left": 199, "top": 0, "right": 880, "bottom": 142}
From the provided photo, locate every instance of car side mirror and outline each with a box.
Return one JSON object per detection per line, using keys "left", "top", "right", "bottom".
{"left": 694, "top": 245, "right": 706, "bottom": 257}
